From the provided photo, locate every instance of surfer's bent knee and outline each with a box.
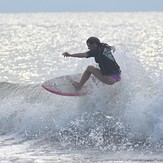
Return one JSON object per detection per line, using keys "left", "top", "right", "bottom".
{"left": 86, "top": 65, "right": 96, "bottom": 72}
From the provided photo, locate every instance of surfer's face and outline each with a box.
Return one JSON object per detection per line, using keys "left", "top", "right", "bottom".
{"left": 87, "top": 42, "right": 98, "bottom": 50}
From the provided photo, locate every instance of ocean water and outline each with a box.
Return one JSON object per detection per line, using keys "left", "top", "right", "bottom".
{"left": 0, "top": 12, "right": 163, "bottom": 163}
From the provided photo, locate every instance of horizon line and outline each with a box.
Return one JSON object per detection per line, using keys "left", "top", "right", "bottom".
{"left": 0, "top": 10, "right": 163, "bottom": 14}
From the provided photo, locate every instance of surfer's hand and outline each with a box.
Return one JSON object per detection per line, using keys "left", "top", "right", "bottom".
{"left": 62, "top": 52, "right": 71, "bottom": 57}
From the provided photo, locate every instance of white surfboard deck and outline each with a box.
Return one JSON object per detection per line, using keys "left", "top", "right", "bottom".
{"left": 42, "top": 74, "right": 97, "bottom": 96}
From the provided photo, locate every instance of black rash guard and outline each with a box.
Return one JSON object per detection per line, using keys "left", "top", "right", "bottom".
{"left": 86, "top": 43, "right": 121, "bottom": 75}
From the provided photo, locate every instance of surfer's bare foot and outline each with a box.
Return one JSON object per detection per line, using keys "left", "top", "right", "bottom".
{"left": 72, "top": 81, "right": 81, "bottom": 91}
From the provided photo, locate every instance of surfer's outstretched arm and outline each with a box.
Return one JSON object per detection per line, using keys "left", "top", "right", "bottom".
{"left": 62, "top": 52, "right": 88, "bottom": 58}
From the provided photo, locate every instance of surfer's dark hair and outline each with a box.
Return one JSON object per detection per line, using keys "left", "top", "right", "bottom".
{"left": 86, "top": 37, "right": 101, "bottom": 45}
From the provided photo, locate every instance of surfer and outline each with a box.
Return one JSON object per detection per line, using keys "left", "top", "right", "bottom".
{"left": 62, "top": 37, "right": 121, "bottom": 90}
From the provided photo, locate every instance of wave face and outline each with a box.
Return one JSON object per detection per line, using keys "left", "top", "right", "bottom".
{"left": 0, "top": 73, "right": 162, "bottom": 152}
{"left": 0, "top": 12, "right": 163, "bottom": 161}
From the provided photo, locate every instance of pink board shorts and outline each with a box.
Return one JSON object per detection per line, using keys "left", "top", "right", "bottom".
{"left": 110, "top": 74, "right": 121, "bottom": 82}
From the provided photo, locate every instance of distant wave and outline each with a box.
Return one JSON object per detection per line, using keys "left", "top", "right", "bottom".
{"left": 0, "top": 81, "right": 53, "bottom": 103}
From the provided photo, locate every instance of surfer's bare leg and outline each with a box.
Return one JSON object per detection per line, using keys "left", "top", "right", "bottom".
{"left": 72, "top": 67, "right": 91, "bottom": 90}
{"left": 74, "top": 66, "right": 116, "bottom": 90}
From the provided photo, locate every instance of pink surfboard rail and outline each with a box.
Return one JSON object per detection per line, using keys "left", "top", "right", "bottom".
{"left": 42, "top": 84, "right": 88, "bottom": 96}
{"left": 41, "top": 74, "right": 91, "bottom": 97}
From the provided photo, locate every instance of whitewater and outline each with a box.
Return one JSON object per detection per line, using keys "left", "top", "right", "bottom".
{"left": 0, "top": 12, "right": 163, "bottom": 163}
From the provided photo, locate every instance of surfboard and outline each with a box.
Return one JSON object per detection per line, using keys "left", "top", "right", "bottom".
{"left": 41, "top": 74, "right": 96, "bottom": 96}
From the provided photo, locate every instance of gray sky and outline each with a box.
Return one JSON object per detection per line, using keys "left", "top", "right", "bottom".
{"left": 0, "top": 0, "right": 163, "bottom": 13}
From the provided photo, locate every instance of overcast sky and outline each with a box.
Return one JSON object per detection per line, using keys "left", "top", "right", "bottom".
{"left": 0, "top": 0, "right": 163, "bottom": 13}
